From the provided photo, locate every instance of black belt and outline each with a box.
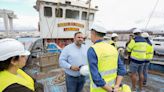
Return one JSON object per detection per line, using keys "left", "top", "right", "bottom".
{"left": 66, "top": 74, "right": 84, "bottom": 78}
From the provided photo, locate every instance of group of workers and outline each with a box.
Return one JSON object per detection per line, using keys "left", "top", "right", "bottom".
{"left": 126, "top": 28, "right": 154, "bottom": 92}
{"left": 0, "top": 22, "right": 153, "bottom": 92}
{"left": 59, "top": 22, "right": 154, "bottom": 92}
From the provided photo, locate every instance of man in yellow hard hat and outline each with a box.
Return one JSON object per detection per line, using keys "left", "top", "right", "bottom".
{"left": 87, "top": 22, "right": 129, "bottom": 92}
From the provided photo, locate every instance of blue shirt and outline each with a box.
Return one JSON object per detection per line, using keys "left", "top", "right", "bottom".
{"left": 59, "top": 43, "right": 88, "bottom": 77}
{"left": 87, "top": 40, "right": 126, "bottom": 87}
{"left": 145, "top": 38, "right": 152, "bottom": 45}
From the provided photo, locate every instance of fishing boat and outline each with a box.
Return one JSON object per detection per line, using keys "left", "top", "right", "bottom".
{"left": 22, "top": 0, "right": 164, "bottom": 92}
{"left": 25, "top": 0, "right": 97, "bottom": 92}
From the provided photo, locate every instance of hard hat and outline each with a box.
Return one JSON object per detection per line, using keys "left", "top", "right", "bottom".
{"left": 90, "top": 22, "right": 107, "bottom": 33}
{"left": 0, "top": 38, "right": 30, "bottom": 61}
{"left": 142, "top": 32, "right": 149, "bottom": 38}
{"left": 133, "top": 28, "right": 142, "bottom": 33}
{"left": 111, "top": 33, "right": 118, "bottom": 37}
{"left": 121, "top": 84, "right": 131, "bottom": 92}
{"left": 80, "top": 65, "right": 89, "bottom": 76}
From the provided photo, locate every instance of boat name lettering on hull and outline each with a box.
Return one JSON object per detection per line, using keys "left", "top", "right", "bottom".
{"left": 58, "top": 22, "right": 84, "bottom": 28}
{"left": 64, "top": 28, "right": 79, "bottom": 31}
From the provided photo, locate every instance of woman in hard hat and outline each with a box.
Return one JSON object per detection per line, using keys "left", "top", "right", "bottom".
{"left": 0, "top": 38, "right": 35, "bottom": 92}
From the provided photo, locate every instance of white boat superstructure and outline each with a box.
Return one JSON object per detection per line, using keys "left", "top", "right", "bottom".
{"left": 152, "top": 36, "right": 164, "bottom": 55}
{"left": 34, "top": 0, "right": 97, "bottom": 48}
{"left": 35, "top": 0, "right": 97, "bottom": 38}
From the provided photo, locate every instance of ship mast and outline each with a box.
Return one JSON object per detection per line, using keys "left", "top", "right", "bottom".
{"left": 86, "top": 0, "right": 92, "bottom": 36}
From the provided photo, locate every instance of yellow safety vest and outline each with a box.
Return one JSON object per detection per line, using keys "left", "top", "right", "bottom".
{"left": 90, "top": 42, "right": 118, "bottom": 92}
{"left": 109, "top": 40, "right": 117, "bottom": 49}
{"left": 127, "top": 39, "right": 147, "bottom": 61}
{"left": 0, "top": 69, "right": 34, "bottom": 92}
{"left": 146, "top": 44, "right": 154, "bottom": 61}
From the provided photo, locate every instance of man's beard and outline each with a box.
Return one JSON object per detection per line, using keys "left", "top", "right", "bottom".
{"left": 76, "top": 41, "right": 83, "bottom": 46}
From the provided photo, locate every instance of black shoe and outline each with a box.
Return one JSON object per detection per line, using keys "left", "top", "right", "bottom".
{"left": 143, "top": 82, "right": 147, "bottom": 87}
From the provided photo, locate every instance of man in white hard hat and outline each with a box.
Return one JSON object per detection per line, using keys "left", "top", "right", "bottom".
{"left": 109, "top": 33, "right": 118, "bottom": 48}
{"left": 141, "top": 32, "right": 154, "bottom": 86}
{"left": 59, "top": 32, "right": 88, "bottom": 92}
{"left": 126, "top": 28, "right": 147, "bottom": 92}
{"left": 87, "top": 22, "right": 127, "bottom": 92}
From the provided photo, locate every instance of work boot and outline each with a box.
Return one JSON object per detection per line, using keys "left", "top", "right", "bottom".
{"left": 143, "top": 81, "right": 147, "bottom": 87}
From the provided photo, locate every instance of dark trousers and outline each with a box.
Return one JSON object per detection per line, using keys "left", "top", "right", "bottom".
{"left": 65, "top": 74, "right": 85, "bottom": 92}
{"left": 143, "top": 62, "right": 150, "bottom": 83}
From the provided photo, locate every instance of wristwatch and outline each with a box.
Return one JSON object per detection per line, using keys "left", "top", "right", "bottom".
{"left": 108, "top": 88, "right": 114, "bottom": 92}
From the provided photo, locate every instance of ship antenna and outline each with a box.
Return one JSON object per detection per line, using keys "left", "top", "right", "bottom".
{"left": 144, "top": 0, "right": 160, "bottom": 30}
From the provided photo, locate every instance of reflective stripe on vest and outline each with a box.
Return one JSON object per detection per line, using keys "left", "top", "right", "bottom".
{"left": 127, "top": 39, "right": 147, "bottom": 61}
{"left": 133, "top": 50, "right": 146, "bottom": 53}
{"left": 100, "top": 69, "right": 117, "bottom": 76}
{"left": 90, "top": 42, "right": 118, "bottom": 92}
{"left": 146, "top": 44, "right": 154, "bottom": 60}
{"left": 0, "top": 69, "right": 34, "bottom": 91}
{"left": 147, "top": 52, "right": 153, "bottom": 54}
{"left": 92, "top": 79, "right": 115, "bottom": 88}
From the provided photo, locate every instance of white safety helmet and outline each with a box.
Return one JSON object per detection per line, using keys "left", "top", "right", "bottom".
{"left": 90, "top": 22, "right": 107, "bottom": 33}
{"left": 80, "top": 65, "right": 89, "bottom": 76}
{"left": 111, "top": 33, "right": 118, "bottom": 37}
{"left": 0, "top": 38, "right": 30, "bottom": 61}
{"left": 133, "top": 28, "right": 142, "bottom": 33}
{"left": 142, "top": 32, "right": 149, "bottom": 38}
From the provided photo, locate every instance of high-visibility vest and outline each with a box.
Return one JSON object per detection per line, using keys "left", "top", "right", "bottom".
{"left": 146, "top": 43, "right": 154, "bottom": 60}
{"left": 109, "top": 40, "right": 117, "bottom": 49}
{"left": 0, "top": 69, "right": 34, "bottom": 92}
{"left": 127, "top": 39, "right": 147, "bottom": 61}
{"left": 90, "top": 42, "right": 118, "bottom": 92}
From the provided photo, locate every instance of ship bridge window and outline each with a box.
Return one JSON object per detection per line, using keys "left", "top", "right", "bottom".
{"left": 82, "top": 11, "right": 87, "bottom": 20}
{"left": 66, "top": 9, "right": 79, "bottom": 19}
{"left": 89, "top": 13, "right": 94, "bottom": 21}
{"left": 44, "top": 7, "right": 52, "bottom": 17}
{"left": 55, "top": 8, "right": 63, "bottom": 18}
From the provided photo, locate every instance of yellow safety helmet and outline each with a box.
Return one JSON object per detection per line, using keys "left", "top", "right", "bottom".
{"left": 118, "top": 84, "right": 131, "bottom": 92}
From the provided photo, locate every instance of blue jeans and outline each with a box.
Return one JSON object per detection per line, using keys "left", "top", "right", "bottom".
{"left": 65, "top": 74, "right": 85, "bottom": 92}
{"left": 143, "top": 62, "right": 150, "bottom": 83}
{"left": 130, "top": 61, "right": 144, "bottom": 74}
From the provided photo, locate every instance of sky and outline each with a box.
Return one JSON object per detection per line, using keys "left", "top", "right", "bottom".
{"left": 0, "top": 0, "right": 164, "bottom": 31}
{"left": 0, "top": 0, "right": 38, "bottom": 30}
{"left": 92, "top": 0, "right": 164, "bottom": 30}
